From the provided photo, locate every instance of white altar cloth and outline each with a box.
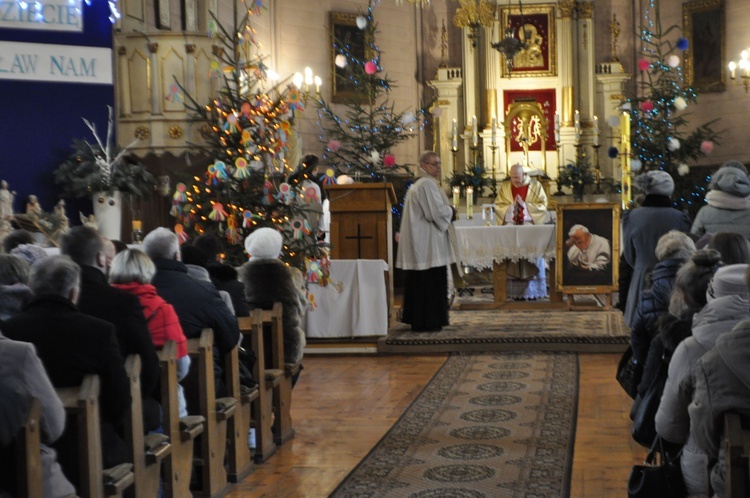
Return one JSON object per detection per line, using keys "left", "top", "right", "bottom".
{"left": 454, "top": 225, "right": 557, "bottom": 269}
{"left": 305, "top": 259, "right": 389, "bottom": 338}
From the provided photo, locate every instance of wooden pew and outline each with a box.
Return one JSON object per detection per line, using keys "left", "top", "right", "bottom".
{"left": 237, "top": 311, "right": 276, "bottom": 463}
{"left": 224, "top": 343, "right": 257, "bottom": 482}
{"left": 157, "top": 341, "right": 204, "bottom": 498}
{"left": 724, "top": 412, "right": 750, "bottom": 497}
{"left": 123, "top": 355, "right": 171, "bottom": 497}
{"left": 15, "top": 397, "right": 43, "bottom": 498}
{"left": 56, "top": 375, "right": 134, "bottom": 498}
{"left": 260, "top": 302, "right": 298, "bottom": 445}
{"left": 187, "top": 329, "right": 237, "bottom": 498}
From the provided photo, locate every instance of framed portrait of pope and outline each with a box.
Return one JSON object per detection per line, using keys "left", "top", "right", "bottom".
{"left": 555, "top": 203, "right": 620, "bottom": 293}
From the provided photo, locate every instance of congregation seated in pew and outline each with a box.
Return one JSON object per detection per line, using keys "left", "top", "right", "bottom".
{"left": 141, "top": 227, "right": 241, "bottom": 403}
{"left": 0, "top": 255, "right": 131, "bottom": 490}
{"left": 0, "top": 334, "right": 75, "bottom": 497}
{"left": 108, "top": 248, "right": 191, "bottom": 418}
{"left": 61, "top": 226, "right": 162, "bottom": 433}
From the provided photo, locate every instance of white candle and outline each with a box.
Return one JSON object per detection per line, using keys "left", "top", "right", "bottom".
{"left": 466, "top": 186, "right": 473, "bottom": 218}
{"left": 554, "top": 112, "right": 560, "bottom": 142}
{"left": 491, "top": 117, "right": 497, "bottom": 146}
{"left": 574, "top": 110, "right": 581, "bottom": 142}
{"left": 472, "top": 115, "right": 478, "bottom": 147}
{"left": 451, "top": 118, "right": 458, "bottom": 150}
{"left": 729, "top": 61, "right": 737, "bottom": 80}
{"left": 452, "top": 186, "right": 460, "bottom": 207}
{"left": 593, "top": 115, "right": 599, "bottom": 146}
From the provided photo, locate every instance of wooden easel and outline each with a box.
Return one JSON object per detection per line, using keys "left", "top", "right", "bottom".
{"left": 565, "top": 292, "right": 613, "bottom": 311}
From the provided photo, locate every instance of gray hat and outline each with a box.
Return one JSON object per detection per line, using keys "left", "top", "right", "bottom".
{"left": 706, "top": 264, "right": 749, "bottom": 302}
{"left": 719, "top": 160, "right": 748, "bottom": 175}
{"left": 634, "top": 170, "right": 675, "bottom": 196}
{"left": 710, "top": 166, "right": 750, "bottom": 198}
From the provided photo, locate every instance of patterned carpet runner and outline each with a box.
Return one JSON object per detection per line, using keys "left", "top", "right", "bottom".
{"left": 330, "top": 352, "right": 578, "bottom": 498}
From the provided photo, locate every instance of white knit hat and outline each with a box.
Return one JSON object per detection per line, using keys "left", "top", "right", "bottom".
{"left": 706, "top": 264, "right": 749, "bottom": 302}
{"left": 244, "top": 228, "right": 282, "bottom": 259}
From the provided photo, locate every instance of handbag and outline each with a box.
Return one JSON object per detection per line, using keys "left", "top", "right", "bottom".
{"left": 631, "top": 354, "right": 668, "bottom": 447}
{"left": 628, "top": 436, "right": 686, "bottom": 498}
{"left": 617, "top": 346, "right": 643, "bottom": 399}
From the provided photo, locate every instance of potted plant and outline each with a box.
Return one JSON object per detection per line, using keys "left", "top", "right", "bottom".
{"left": 54, "top": 106, "right": 155, "bottom": 239}
{"left": 557, "top": 160, "right": 595, "bottom": 201}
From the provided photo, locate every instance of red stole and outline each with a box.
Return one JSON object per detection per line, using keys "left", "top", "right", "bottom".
{"left": 511, "top": 184, "right": 530, "bottom": 225}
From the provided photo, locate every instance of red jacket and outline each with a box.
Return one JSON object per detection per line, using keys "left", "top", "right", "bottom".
{"left": 112, "top": 282, "right": 188, "bottom": 359}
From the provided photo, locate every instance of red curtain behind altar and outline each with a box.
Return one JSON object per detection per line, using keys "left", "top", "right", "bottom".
{"left": 503, "top": 89, "right": 556, "bottom": 152}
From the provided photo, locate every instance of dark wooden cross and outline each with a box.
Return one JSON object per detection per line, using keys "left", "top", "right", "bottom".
{"left": 344, "top": 224, "right": 373, "bottom": 259}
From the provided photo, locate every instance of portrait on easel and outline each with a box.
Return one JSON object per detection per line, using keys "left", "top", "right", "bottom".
{"left": 556, "top": 203, "right": 620, "bottom": 292}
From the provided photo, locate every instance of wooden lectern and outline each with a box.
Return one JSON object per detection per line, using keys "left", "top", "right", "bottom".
{"left": 325, "top": 183, "right": 397, "bottom": 320}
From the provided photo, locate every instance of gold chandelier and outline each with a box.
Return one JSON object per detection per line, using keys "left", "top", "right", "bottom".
{"left": 453, "top": 0, "right": 495, "bottom": 48}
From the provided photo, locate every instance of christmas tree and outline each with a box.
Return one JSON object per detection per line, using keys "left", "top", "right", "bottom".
{"left": 623, "top": 0, "right": 722, "bottom": 215}
{"left": 315, "top": 0, "right": 426, "bottom": 183}
{"left": 170, "top": 1, "right": 326, "bottom": 275}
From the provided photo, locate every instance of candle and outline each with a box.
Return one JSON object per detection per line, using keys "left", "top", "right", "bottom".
{"left": 451, "top": 118, "right": 458, "bottom": 150}
{"left": 452, "top": 186, "right": 460, "bottom": 207}
{"left": 466, "top": 186, "right": 473, "bottom": 218}
{"left": 574, "top": 110, "right": 581, "bottom": 142}
{"left": 729, "top": 61, "right": 737, "bottom": 80}
{"left": 472, "top": 115, "right": 478, "bottom": 146}
{"left": 554, "top": 112, "right": 560, "bottom": 142}
{"left": 491, "top": 117, "right": 497, "bottom": 146}
{"left": 593, "top": 115, "right": 599, "bottom": 146}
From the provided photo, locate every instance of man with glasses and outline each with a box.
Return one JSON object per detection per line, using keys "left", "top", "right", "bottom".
{"left": 396, "top": 151, "right": 456, "bottom": 332}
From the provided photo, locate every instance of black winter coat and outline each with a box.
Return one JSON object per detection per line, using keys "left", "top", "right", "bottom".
{"left": 1, "top": 295, "right": 131, "bottom": 486}
{"left": 207, "top": 262, "right": 250, "bottom": 317}
{"left": 239, "top": 259, "right": 305, "bottom": 365}
{"left": 151, "top": 258, "right": 240, "bottom": 356}
{"left": 629, "top": 258, "right": 686, "bottom": 364}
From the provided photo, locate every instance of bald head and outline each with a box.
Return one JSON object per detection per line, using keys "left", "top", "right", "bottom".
{"left": 509, "top": 164, "right": 527, "bottom": 188}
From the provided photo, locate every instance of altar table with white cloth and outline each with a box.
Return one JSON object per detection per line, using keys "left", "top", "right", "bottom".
{"left": 453, "top": 224, "right": 564, "bottom": 309}
{"left": 305, "top": 259, "right": 389, "bottom": 338}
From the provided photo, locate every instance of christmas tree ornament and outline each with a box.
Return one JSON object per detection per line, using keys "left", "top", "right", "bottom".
{"left": 209, "top": 202, "right": 228, "bottom": 221}
{"left": 673, "top": 97, "right": 687, "bottom": 110}
{"left": 356, "top": 16, "right": 367, "bottom": 29}
{"left": 335, "top": 54, "right": 347, "bottom": 68}
{"left": 234, "top": 158, "right": 251, "bottom": 179}
{"left": 174, "top": 224, "right": 189, "bottom": 244}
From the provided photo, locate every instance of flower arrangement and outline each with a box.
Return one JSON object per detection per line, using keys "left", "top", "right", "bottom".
{"left": 449, "top": 163, "right": 492, "bottom": 197}
{"left": 557, "top": 161, "right": 595, "bottom": 199}
{"left": 54, "top": 107, "right": 156, "bottom": 199}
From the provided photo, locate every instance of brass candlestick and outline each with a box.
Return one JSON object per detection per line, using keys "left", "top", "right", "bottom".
{"left": 451, "top": 146, "right": 458, "bottom": 175}
{"left": 592, "top": 143, "right": 603, "bottom": 194}
{"left": 554, "top": 140, "right": 565, "bottom": 196}
{"left": 488, "top": 144, "right": 498, "bottom": 197}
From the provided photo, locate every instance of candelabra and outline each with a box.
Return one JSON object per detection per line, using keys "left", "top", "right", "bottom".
{"left": 488, "top": 144, "right": 498, "bottom": 197}
{"left": 554, "top": 140, "right": 565, "bottom": 196}
{"left": 592, "top": 143, "right": 603, "bottom": 194}
{"left": 451, "top": 145, "right": 459, "bottom": 175}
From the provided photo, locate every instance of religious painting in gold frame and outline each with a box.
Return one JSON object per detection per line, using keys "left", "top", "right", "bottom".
{"left": 499, "top": 3, "right": 556, "bottom": 78}
{"left": 555, "top": 203, "right": 620, "bottom": 293}
{"left": 330, "top": 11, "right": 371, "bottom": 103}
{"left": 682, "top": 0, "right": 726, "bottom": 93}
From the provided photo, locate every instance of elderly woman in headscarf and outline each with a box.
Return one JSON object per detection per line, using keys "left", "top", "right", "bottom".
{"left": 691, "top": 160, "right": 750, "bottom": 240}
{"left": 621, "top": 170, "right": 691, "bottom": 327}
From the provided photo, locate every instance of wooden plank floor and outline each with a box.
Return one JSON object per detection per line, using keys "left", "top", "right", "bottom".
{"left": 226, "top": 353, "right": 647, "bottom": 497}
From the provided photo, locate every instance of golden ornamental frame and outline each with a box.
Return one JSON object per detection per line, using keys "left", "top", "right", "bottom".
{"left": 682, "top": 0, "right": 726, "bottom": 93}
{"left": 555, "top": 202, "right": 620, "bottom": 294}
{"left": 499, "top": 3, "right": 557, "bottom": 78}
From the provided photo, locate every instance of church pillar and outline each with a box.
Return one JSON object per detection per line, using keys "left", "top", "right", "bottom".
{"left": 557, "top": 0, "right": 577, "bottom": 168}
{"left": 576, "top": 2, "right": 596, "bottom": 142}
{"left": 117, "top": 46, "right": 132, "bottom": 118}
{"left": 147, "top": 42, "right": 161, "bottom": 116}
{"left": 595, "top": 67, "right": 631, "bottom": 180}
{"left": 461, "top": 28, "right": 480, "bottom": 168}
{"left": 429, "top": 68, "right": 464, "bottom": 186}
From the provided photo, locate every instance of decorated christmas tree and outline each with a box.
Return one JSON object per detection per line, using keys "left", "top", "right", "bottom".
{"left": 170, "top": 1, "right": 327, "bottom": 275}
{"left": 623, "top": 0, "right": 722, "bottom": 214}
{"left": 315, "top": 0, "right": 426, "bottom": 183}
